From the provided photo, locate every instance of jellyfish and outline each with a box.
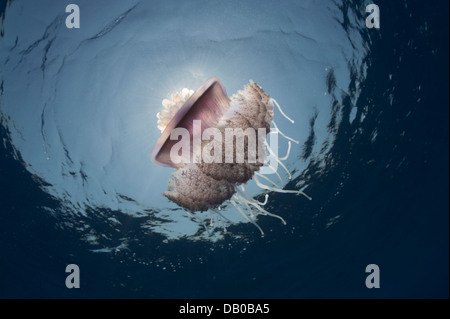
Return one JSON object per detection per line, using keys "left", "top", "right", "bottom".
{"left": 151, "top": 77, "right": 311, "bottom": 235}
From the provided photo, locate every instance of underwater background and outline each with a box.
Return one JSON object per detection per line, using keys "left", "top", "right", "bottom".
{"left": 0, "top": 0, "right": 448, "bottom": 298}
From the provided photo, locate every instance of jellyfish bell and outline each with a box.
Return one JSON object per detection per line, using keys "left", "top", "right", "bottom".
{"left": 151, "top": 77, "right": 229, "bottom": 168}
{"left": 150, "top": 77, "right": 311, "bottom": 236}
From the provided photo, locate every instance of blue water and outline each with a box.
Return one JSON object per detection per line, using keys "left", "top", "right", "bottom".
{"left": 0, "top": 0, "right": 448, "bottom": 298}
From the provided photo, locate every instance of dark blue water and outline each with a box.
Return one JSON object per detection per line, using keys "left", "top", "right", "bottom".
{"left": 0, "top": 0, "right": 448, "bottom": 298}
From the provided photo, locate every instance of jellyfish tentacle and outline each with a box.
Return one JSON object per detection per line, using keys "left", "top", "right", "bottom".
{"left": 210, "top": 211, "right": 227, "bottom": 233}
{"left": 211, "top": 208, "right": 234, "bottom": 224}
{"left": 270, "top": 98, "right": 295, "bottom": 124}
{"left": 265, "top": 140, "right": 292, "bottom": 180}
{"left": 234, "top": 191, "right": 287, "bottom": 225}
{"left": 300, "top": 190, "right": 313, "bottom": 201}
{"left": 230, "top": 199, "right": 264, "bottom": 236}
{"left": 260, "top": 193, "right": 269, "bottom": 206}
{"left": 239, "top": 196, "right": 256, "bottom": 218}
{"left": 255, "top": 172, "right": 281, "bottom": 189}
{"left": 253, "top": 174, "right": 312, "bottom": 201}
{"left": 209, "top": 212, "right": 215, "bottom": 227}
{"left": 240, "top": 185, "right": 269, "bottom": 205}
{"left": 278, "top": 141, "right": 292, "bottom": 161}
{"left": 262, "top": 163, "right": 284, "bottom": 184}
{"left": 271, "top": 120, "right": 300, "bottom": 144}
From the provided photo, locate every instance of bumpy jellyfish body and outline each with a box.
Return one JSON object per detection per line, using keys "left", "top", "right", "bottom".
{"left": 151, "top": 77, "right": 310, "bottom": 234}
